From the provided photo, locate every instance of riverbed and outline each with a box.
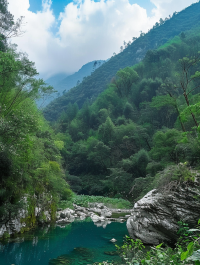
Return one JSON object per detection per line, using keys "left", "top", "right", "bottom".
{"left": 0, "top": 218, "right": 128, "bottom": 265}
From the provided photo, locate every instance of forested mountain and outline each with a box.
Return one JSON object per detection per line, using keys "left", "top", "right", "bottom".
{"left": 46, "top": 73, "right": 69, "bottom": 88}
{"left": 44, "top": 1, "right": 200, "bottom": 121}
{"left": 51, "top": 26, "right": 200, "bottom": 201}
{"left": 53, "top": 60, "right": 106, "bottom": 96}
{"left": 38, "top": 60, "right": 105, "bottom": 108}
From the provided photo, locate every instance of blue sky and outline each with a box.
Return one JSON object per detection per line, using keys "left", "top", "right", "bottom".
{"left": 8, "top": 0, "right": 197, "bottom": 78}
{"left": 29, "top": 0, "right": 155, "bottom": 18}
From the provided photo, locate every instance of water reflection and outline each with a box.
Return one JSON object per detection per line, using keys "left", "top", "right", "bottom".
{"left": 0, "top": 219, "right": 127, "bottom": 265}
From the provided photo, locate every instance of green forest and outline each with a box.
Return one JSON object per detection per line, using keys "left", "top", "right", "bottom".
{"left": 1, "top": 0, "right": 200, "bottom": 227}
{"left": 0, "top": 0, "right": 72, "bottom": 225}
{"left": 44, "top": 0, "right": 200, "bottom": 121}
{"left": 51, "top": 28, "right": 200, "bottom": 203}
{"left": 2, "top": 0, "right": 200, "bottom": 264}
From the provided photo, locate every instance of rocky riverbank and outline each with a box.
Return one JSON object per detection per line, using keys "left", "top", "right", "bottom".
{"left": 56, "top": 202, "right": 134, "bottom": 228}
{"left": 0, "top": 202, "right": 133, "bottom": 239}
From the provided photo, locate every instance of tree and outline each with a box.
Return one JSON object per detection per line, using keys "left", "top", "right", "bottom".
{"left": 0, "top": 0, "right": 24, "bottom": 50}
{"left": 0, "top": 48, "right": 54, "bottom": 120}
{"left": 87, "top": 141, "right": 111, "bottom": 169}
{"left": 121, "top": 149, "right": 150, "bottom": 178}
{"left": 98, "top": 116, "right": 115, "bottom": 144}
{"left": 150, "top": 129, "right": 183, "bottom": 164}
{"left": 114, "top": 67, "right": 139, "bottom": 98}
{"left": 102, "top": 167, "right": 132, "bottom": 196}
{"left": 0, "top": 1, "right": 70, "bottom": 222}
{"left": 98, "top": 108, "right": 109, "bottom": 123}
{"left": 151, "top": 94, "right": 186, "bottom": 132}
{"left": 177, "top": 54, "right": 200, "bottom": 127}
{"left": 159, "top": 18, "right": 164, "bottom": 25}
{"left": 123, "top": 102, "right": 134, "bottom": 119}
{"left": 161, "top": 54, "right": 200, "bottom": 128}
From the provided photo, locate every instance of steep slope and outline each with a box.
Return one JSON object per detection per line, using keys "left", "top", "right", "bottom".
{"left": 46, "top": 73, "right": 69, "bottom": 87}
{"left": 53, "top": 25, "right": 200, "bottom": 198}
{"left": 39, "top": 60, "right": 105, "bottom": 108}
{"left": 43, "top": 1, "right": 200, "bottom": 121}
{"left": 53, "top": 60, "right": 105, "bottom": 95}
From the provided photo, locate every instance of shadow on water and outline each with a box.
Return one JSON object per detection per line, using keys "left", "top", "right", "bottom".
{"left": 0, "top": 218, "right": 127, "bottom": 265}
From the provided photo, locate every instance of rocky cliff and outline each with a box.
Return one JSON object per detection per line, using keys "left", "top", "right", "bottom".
{"left": 127, "top": 180, "right": 200, "bottom": 245}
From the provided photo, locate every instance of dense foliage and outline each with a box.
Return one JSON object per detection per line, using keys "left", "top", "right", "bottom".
{"left": 44, "top": 0, "right": 200, "bottom": 121}
{"left": 0, "top": 0, "right": 72, "bottom": 224}
{"left": 58, "top": 194, "right": 132, "bottom": 210}
{"left": 93, "top": 220, "right": 200, "bottom": 265}
{"left": 50, "top": 27, "right": 200, "bottom": 202}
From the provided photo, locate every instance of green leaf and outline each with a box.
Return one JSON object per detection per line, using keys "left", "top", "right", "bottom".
{"left": 156, "top": 243, "right": 163, "bottom": 249}
{"left": 181, "top": 251, "right": 189, "bottom": 261}
{"left": 187, "top": 241, "right": 194, "bottom": 256}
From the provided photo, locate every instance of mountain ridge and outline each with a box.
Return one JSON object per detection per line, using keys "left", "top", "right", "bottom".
{"left": 39, "top": 60, "right": 105, "bottom": 108}
{"left": 43, "top": 1, "right": 200, "bottom": 121}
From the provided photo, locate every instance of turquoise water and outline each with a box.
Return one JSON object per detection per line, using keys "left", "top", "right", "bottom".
{"left": 0, "top": 219, "right": 128, "bottom": 265}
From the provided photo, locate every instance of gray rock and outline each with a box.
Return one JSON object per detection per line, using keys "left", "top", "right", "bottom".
{"left": 101, "top": 209, "right": 112, "bottom": 217}
{"left": 91, "top": 213, "right": 101, "bottom": 222}
{"left": 125, "top": 215, "right": 130, "bottom": 218}
{"left": 60, "top": 209, "right": 72, "bottom": 219}
{"left": 88, "top": 203, "right": 105, "bottom": 209}
{"left": 127, "top": 183, "right": 200, "bottom": 245}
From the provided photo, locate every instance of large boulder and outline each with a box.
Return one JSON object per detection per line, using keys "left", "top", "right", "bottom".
{"left": 127, "top": 182, "right": 200, "bottom": 245}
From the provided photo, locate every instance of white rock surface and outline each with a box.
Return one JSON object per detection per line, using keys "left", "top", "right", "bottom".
{"left": 127, "top": 184, "right": 200, "bottom": 245}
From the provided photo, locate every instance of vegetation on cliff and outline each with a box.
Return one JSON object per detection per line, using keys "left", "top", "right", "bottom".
{"left": 0, "top": 0, "right": 72, "bottom": 224}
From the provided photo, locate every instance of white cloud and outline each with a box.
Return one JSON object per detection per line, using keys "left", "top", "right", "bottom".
{"left": 56, "top": 0, "right": 155, "bottom": 70}
{"left": 151, "top": 0, "right": 196, "bottom": 18}
{"left": 7, "top": 0, "right": 198, "bottom": 79}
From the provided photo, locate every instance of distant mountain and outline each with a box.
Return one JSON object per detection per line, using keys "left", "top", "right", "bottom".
{"left": 36, "top": 73, "right": 69, "bottom": 108}
{"left": 46, "top": 73, "right": 69, "bottom": 87}
{"left": 53, "top": 60, "right": 105, "bottom": 96}
{"left": 38, "top": 60, "right": 105, "bottom": 108}
{"left": 43, "top": 1, "right": 200, "bottom": 121}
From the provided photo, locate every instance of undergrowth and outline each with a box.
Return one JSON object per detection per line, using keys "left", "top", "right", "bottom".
{"left": 58, "top": 194, "right": 133, "bottom": 209}
{"left": 93, "top": 220, "right": 200, "bottom": 265}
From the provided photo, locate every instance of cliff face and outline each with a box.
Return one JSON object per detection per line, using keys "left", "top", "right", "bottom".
{"left": 0, "top": 197, "right": 54, "bottom": 239}
{"left": 127, "top": 181, "right": 200, "bottom": 245}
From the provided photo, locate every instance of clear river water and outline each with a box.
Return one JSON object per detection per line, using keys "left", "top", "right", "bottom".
{"left": 0, "top": 219, "right": 128, "bottom": 265}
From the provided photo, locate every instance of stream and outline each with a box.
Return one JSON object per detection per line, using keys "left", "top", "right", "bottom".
{"left": 0, "top": 218, "right": 128, "bottom": 265}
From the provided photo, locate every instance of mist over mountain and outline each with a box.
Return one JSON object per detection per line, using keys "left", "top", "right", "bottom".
{"left": 45, "top": 73, "right": 69, "bottom": 87}
{"left": 43, "top": 1, "right": 200, "bottom": 121}
{"left": 53, "top": 60, "right": 106, "bottom": 96}
{"left": 3, "top": 0, "right": 200, "bottom": 260}
{"left": 38, "top": 60, "right": 105, "bottom": 108}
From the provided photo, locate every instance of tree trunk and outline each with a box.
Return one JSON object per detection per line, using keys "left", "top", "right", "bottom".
{"left": 183, "top": 92, "right": 198, "bottom": 127}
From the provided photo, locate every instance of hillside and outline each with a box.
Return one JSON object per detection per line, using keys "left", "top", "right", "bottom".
{"left": 46, "top": 73, "right": 69, "bottom": 87}
{"left": 53, "top": 60, "right": 105, "bottom": 95}
{"left": 44, "top": 1, "right": 200, "bottom": 121}
{"left": 52, "top": 24, "right": 200, "bottom": 200}
{"left": 38, "top": 60, "right": 105, "bottom": 108}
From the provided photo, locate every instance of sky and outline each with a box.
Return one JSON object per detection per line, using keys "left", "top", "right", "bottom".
{"left": 7, "top": 0, "right": 197, "bottom": 79}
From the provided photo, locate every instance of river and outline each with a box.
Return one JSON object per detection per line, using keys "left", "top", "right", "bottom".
{"left": 0, "top": 218, "right": 128, "bottom": 265}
